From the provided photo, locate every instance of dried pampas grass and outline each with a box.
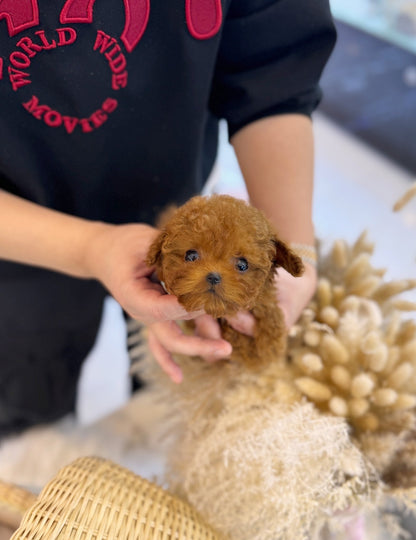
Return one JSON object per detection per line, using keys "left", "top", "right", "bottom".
{"left": 168, "top": 399, "right": 375, "bottom": 540}
{"left": 393, "top": 182, "right": 416, "bottom": 212}
{"left": 289, "top": 231, "right": 416, "bottom": 483}
{"left": 140, "top": 335, "right": 379, "bottom": 540}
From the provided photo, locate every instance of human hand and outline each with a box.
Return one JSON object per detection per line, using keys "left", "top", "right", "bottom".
{"left": 274, "top": 262, "right": 318, "bottom": 329}
{"left": 86, "top": 223, "right": 231, "bottom": 381}
{"left": 86, "top": 223, "right": 201, "bottom": 324}
{"left": 147, "top": 316, "right": 232, "bottom": 383}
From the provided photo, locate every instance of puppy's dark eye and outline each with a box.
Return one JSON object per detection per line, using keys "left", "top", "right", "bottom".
{"left": 185, "top": 250, "right": 199, "bottom": 262}
{"left": 236, "top": 258, "right": 249, "bottom": 272}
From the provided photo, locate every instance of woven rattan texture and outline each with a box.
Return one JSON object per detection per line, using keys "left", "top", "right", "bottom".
{"left": 0, "top": 481, "right": 36, "bottom": 530}
{"left": 11, "top": 457, "right": 223, "bottom": 540}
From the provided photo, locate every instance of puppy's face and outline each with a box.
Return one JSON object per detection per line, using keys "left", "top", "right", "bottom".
{"left": 147, "top": 195, "right": 303, "bottom": 318}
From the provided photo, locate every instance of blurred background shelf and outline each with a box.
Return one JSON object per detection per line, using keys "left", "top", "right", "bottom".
{"left": 330, "top": 0, "right": 416, "bottom": 54}
{"left": 320, "top": 18, "right": 416, "bottom": 175}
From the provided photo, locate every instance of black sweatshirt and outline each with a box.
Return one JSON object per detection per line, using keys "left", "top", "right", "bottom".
{"left": 0, "top": 0, "right": 336, "bottom": 226}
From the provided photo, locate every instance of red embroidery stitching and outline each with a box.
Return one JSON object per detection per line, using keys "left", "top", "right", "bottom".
{"left": 185, "top": 0, "right": 222, "bottom": 40}
{"left": 35, "top": 30, "right": 57, "bottom": 49}
{"left": 62, "top": 116, "right": 79, "bottom": 134}
{"left": 9, "top": 51, "right": 31, "bottom": 69}
{"left": 120, "top": 0, "right": 150, "bottom": 53}
{"left": 8, "top": 67, "right": 31, "bottom": 90}
{"left": 0, "top": 0, "right": 39, "bottom": 37}
{"left": 16, "top": 36, "right": 43, "bottom": 57}
{"left": 56, "top": 27, "right": 77, "bottom": 46}
{"left": 60, "top": 0, "right": 150, "bottom": 52}
{"left": 23, "top": 94, "right": 118, "bottom": 133}
{"left": 60, "top": 0, "right": 96, "bottom": 24}
{"left": 1, "top": 1, "right": 221, "bottom": 48}
{"left": 2, "top": 2, "right": 222, "bottom": 136}
{"left": 94, "top": 30, "right": 128, "bottom": 90}
{"left": 6, "top": 27, "right": 78, "bottom": 92}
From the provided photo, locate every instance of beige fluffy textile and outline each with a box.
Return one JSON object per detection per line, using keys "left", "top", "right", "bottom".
{"left": 0, "top": 392, "right": 168, "bottom": 490}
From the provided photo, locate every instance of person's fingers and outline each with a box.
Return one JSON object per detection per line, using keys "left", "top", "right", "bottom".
{"left": 193, "top": 314, "right": 222, "bottom": 340}
{"left": 147, "top": 328, "right": 183, "bottom": 383}
{"left": 149, "top": 294, "right": 204, "bottom": 322}
{"left": 226, "top": 310, "right": 256, "bottom": 336}
{"left": 127, "top": 282, "right": 204, "bottom": 324}
{"left": 193, "top": 314, "right": 231, "bottom": 361}
{"left": 150, "top": 321, "right": 232, "bottom": 362}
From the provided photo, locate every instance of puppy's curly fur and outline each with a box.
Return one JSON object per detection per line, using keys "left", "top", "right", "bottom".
{"left": 146, "top": 195, "right": 304, "bottom": 366}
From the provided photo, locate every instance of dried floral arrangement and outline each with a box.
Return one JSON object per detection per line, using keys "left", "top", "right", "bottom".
{"left": 290, "top": 231, "right": 416, "bottom": 484}
{"left": 138, "top": 186, "right": 416, "bottom": 540}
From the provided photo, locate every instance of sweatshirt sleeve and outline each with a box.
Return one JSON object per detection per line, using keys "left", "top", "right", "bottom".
{"left": 210, "top": 0, "right": 337, "bottom": 137}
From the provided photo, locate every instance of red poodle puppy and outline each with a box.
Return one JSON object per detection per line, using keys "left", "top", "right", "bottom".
{"left": 146, "top": 195, "right": 304, "bottom": 367}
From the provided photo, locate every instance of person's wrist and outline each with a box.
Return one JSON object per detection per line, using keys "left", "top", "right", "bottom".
{"left": 289, "top": 242, "right": 317, "bottom": 270}
{"left": 80, "top": 220, "right": 115, "bottom": 280}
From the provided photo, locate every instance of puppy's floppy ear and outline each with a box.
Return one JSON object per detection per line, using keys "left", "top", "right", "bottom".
{"left": 146, "top": 231, "right": 167, "bottom": 268}
{"left": 273, "top": 239, "right": 304, "bottom": 277}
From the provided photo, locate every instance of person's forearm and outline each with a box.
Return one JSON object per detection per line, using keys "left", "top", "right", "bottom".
{"left": 231, "top": 114, "right": 315, "bottom": 245}
{"left": 0, "top": 189, "right": 106, "bottom": 278}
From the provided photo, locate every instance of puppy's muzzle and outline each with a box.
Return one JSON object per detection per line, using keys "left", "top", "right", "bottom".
{"left": 206, "top": 272, "right": 222, "bottom": 286}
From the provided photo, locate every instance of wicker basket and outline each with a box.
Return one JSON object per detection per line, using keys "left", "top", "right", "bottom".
{"left": 9, "top": 456, "right": 223, "bottom": 539}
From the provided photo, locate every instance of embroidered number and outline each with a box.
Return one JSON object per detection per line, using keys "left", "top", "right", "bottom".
{"left": 60, "top": 0, "right": 96, "bottom": 23}
{"left": 185, "top": 0, "right": 222, "bottom": 40}
{"left": 1, "top": 1, "right": 221, "bottom": 45}
{"left": 60, "top": 0, "right": 150, "bottom": 52}
{"left": 0, "top": 0, "right": 39, "bottom": 37}
{"left": 120, "top": 0, "right": 150, "bottom": 53}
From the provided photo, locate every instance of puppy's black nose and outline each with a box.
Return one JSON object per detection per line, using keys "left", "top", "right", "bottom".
{"left": 206, "top": 272, "right": 221, "bottom": 286}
